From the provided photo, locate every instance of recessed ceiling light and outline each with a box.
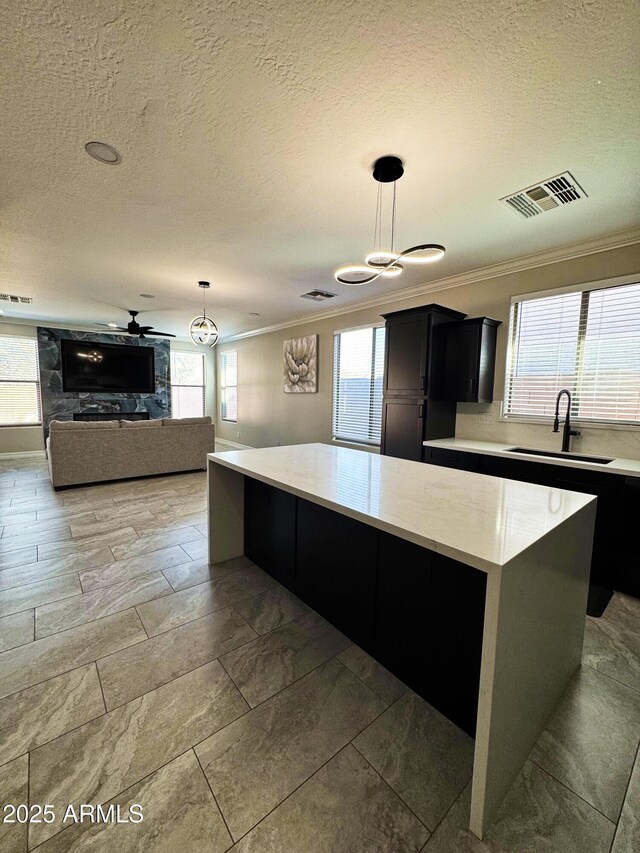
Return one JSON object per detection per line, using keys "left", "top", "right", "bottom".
{"left": 85, "top": 141, "right": 122, "bottom": 165}
{"left": 139, "top": 293, "right": 155, "bottom": 299}
{"left": 249, "top": 312, "right": 260, "bottom": 317}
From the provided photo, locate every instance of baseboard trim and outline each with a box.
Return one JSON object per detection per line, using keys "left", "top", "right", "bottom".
{"left": 215, "top": 439, "right": 254, "bottom": 451}
{"left": 0, "top": 450, "right": 47, "bottom": 459}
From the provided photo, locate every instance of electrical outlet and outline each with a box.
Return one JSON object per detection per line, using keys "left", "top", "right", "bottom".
{"left": 479, "top": 413, "right": 495, "bottom": 425}
{"left": 236, "top": 431, "right": 240, "bottom": 438}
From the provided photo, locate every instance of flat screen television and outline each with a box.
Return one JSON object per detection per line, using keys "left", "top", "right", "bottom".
{"left": 61, "top": 339, "right": 156, "bottom": 394}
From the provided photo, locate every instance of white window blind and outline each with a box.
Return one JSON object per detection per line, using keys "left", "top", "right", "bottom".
{"left": 220, "top": 350, "right": 238, "bottom": 422}
{"left": 0, "top": 335, "right": 41, "bottom": 426}
{"left": 504, "top": 281, "right": 640, "bottom": 423}
{"left": 332, "top": 326, "right": 385, "bottom": 445}
{"left": 170, "top": 350, "right": 205, "bottom": 418}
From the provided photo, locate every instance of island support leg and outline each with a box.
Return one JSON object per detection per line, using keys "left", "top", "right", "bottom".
{"left": 469, "top": 501, "right": 596, "bottom": 838}
{"left": 207, "top": 460, "right": 245, "bottom": 565}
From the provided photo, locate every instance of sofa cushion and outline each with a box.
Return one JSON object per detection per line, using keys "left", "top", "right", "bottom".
{"left": 49, "top": 420, "right": 121, "bottom": 430}
{"left": 162, "top": 417, "right": 212, "bottom": 426}
{"left": 120, "top": 419, "right": 163, "bottom": 428}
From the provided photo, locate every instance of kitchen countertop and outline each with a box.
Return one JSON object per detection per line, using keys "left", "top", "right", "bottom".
{"left": 209, "top": 443, "right": 595, "bottom": 574}
{"left": 423, "top": 437, "right": 640, "bottom": 478}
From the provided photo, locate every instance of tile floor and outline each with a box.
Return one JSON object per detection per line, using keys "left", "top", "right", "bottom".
{"left": 0, "top": 454, "right": 638, "bottom": 853}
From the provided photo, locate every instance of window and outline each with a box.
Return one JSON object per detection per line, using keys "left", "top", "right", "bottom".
{"left": 220, "top": 350, "right": 238, "bottom": 422}
{"left": 0, "top": 335, "right": 41, "bottom": 426}
{"left": 332, "top": 326, "right": 385, "bottom": 445}
{"left": 170, "top": 350, "right": 205, "bottom": 418}
{"left": 504, "top": 280, "right": 640, "bottom": 424}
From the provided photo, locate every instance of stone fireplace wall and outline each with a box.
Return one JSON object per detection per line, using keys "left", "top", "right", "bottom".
{"left": 37, "top": 327, "right": 170, "bottom": 439}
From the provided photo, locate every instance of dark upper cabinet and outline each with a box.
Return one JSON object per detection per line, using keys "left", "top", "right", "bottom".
{"left": 442, "top": 317, "right": 501, "bottom": 403}
{"left": 382, "top": 305, "right": 466, "bottom": 398}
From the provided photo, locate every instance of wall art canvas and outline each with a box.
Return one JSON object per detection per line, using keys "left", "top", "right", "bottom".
{"left": 283, "top": 334, "right": 317, "bottom": 393}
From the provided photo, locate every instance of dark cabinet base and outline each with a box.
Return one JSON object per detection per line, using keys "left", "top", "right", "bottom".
{"left": 244, "top": 476, "right": 486, "bottom": 736}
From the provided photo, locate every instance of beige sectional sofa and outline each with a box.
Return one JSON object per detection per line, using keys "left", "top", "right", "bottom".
{"left": 47, "top": 417, "right": 215, "bottom": 488}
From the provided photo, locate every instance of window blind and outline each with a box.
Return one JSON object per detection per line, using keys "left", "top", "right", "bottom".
{"left": 504, "top": 281, "right": 640, "bottom": 423}
{"left": 0, "top": 335, "right": 41, "bottom": 426}
{"left": 170, "top": 350, "right": 205, "bottom": 419}
{"left": 332, "top": 326, "right": 385, "bottom": 445}
{"left": 220, "top": 350, "right": 238, "bottom": 422}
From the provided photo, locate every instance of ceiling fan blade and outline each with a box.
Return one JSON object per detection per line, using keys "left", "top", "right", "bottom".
{"left": 145, "top": 330, "right": 176, "bottom": 337}
{"left": 95, "top": 323, "right": 129, "bottom": 332}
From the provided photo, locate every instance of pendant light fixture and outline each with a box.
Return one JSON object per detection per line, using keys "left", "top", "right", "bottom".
{"left": 334, "top": 156, "right": 446, "bottom": 285}
{"left": 189, "top": 281, "right": 219, "bottom": 347}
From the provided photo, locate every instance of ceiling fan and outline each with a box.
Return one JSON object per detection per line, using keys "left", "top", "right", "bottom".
{"left": 96, "top": 310, "right": 176, "bottom": 338}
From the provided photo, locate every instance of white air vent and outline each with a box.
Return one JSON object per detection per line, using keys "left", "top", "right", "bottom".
{"left": 501, "top": 172, "right": 587, "bottom": 219}
{"left": 0, "top": 293, "right": 33, "bottom": 304}
{"left": 301, "top": 290, "right": 337, "bottom": 301}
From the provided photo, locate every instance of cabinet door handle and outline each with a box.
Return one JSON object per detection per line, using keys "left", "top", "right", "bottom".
{"left": 469, "top": 378, "right": 475, "bottom": 395}
{"left": 418, "top": 404, "right": 424, "bottom": 419}
{"left": 420, "top": 375, "right": 427, "bottom": 393}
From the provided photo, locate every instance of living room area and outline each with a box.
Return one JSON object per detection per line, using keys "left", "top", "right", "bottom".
{"left": 1, "top": 1, "right": 640, "bottom": 852}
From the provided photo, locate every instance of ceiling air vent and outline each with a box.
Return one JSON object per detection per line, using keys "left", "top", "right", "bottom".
{"left": 0, "top": 293, "right": 33, "bottom": 304}
{"left": 301, "top": 290, "right": 337, "bottom": 301}
{"left": 501, "top": 172, "right": 587, "bottom": 219}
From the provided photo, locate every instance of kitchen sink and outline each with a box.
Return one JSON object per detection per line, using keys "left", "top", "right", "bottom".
{"left": 507, "top": 447, "right": 614, "bottom": 464}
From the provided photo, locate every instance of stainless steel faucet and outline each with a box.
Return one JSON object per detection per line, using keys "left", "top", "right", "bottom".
{"left": 553, "top": 389, "right": 580, "bottom": 452}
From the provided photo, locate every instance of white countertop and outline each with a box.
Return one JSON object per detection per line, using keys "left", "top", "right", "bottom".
{"left": 423, "top": 437, "right": 640, "bottom": 478}
{"left": 208, "top": 443, "right": 595, "bottom": 573}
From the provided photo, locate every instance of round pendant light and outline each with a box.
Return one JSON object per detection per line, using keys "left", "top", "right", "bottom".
{"left": 189, "top": 281, "right": 219, "bottom": 347}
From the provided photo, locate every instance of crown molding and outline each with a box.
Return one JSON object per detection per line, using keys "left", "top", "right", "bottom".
{"left": 220, "top": 227, "right": 640, "bottom": 343}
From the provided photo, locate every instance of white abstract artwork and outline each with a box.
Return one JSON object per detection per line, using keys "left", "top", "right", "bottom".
{"left": 283, "top": 335, "right": 317, "bottom": 393}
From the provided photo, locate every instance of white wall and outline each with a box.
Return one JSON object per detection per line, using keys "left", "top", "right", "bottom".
{"left": 215, "top": 242, "right": 640, "bottom": 460}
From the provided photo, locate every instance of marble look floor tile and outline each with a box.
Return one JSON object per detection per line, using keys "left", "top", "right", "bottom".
{"left": 98, "top": 606, "right": 258, "bottom": 709}
{"left": 232, "top": 585, "right": 309, "bottom": 636}
{"left": 91, "top": 499, "right": 172, "bottom": 522}
{"left": 195, "top": 658, "right": 385, "bottom": 841}
{"left": 132, "top": 513, "right": 207, "bottom": 535}
{"left": 0, "top": 547, "right": 114, "bottom": 591}
{"left": 29, "top": 660, "right": 247, "bottom": 847}
{"left": 136, "top": 565, "right": 276, "bottom": 636}
{"left": 2, "top": 512, "right": 94, "bottom": 539}
{"left": 221, "top": 610, "right": 351, "bottom": 707}
{"left": 0, "top": 573, "right": 81, "bottom": 618}
{"left": 0, "top": 525, "right": 73, "bottom": 551}
{"left": 354, "top": 691, "right": 474, "bottom": 830}
{"left": 36, "top": 500, "right": 115, "bottom": 521}
{"left": 0, "top": 754, "right": 28, "bottom": 853}
{"left": 424, "top": 764, "right": 615, "bottom": 853}
{"left": 38, "top": 527, "right": 139, "bottom": 560}
{"left": 180, "top": 537, "right": 208, "bottom": 560}
{"left": 70, "top": 513, "right": 157, "bottom": 540}
{"left": 35, "top": 574, "right": 172, "bottom": 638}
{"left": 110, "top": 526, "right": 204, "bottom": 561}
{"left": 583, "top": 608, "right": 640, "bottom": 693}
{"left": 0, "top": 609, "right": 34, "bottom": 653}
{"left": 0, "top": 544, "right": 37, "bottom": 569}
{"left": 0, "top": 663, "right": 105, "bottom": 763}
{"left": 612, "top": 747, "right": 640, "bottom": 852}
{"left": 531, "top": 666, "right": 640, "bottom": 820}
{"left": 0, "top": 609, "right": 146, "bottom": 700}
{"left": 338, "top": 644, "right": 407, "bottom": 706}
{"left": 35, "top": 750, "right": 232, "bottom": 853}
{"left": 79, "top": 546, "right": 192, "bottom": 591}
{"left": 0, "top": 510, "right": 36, "bottom": 526}
{"left": 163, "top": 555, "right": 253, "bottom": 591}
{"left": 231, "top": 745, "right": 429, "bottom": 853}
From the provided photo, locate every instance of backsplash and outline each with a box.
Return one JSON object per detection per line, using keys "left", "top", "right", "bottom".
{"left": 37, "top": 327, "right": 170, "bottom": 438}
{"left": 456, "top": 402, "right": 640, "bottom": 460}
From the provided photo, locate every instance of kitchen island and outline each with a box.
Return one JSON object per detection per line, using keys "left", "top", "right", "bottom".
{"left": 207, "top": 443, "right": 596, "bottom": 838}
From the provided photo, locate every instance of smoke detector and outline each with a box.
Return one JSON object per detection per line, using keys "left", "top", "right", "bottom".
{"left": 0, "top": 293, "right": 33, "bottom": 304}
{"left": 301, "top": 290, "right": 337, "bottom": 301}
{"left": 501, "top": 172, "right": 587, "bottom": 219}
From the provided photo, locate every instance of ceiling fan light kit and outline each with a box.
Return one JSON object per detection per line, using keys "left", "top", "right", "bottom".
{"left": 334, "top": 155, "right": 446, "bottom": 286}
{"left": 189, "top": 281, "right": 219, "bottom": 348}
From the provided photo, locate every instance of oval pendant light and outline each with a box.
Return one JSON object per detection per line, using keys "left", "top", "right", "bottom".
{"left": 189, "top": 281, "right": 219, "bottom": 347}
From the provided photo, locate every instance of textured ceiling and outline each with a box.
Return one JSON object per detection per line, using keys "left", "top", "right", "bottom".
{"left": 1, "top": 0, "right": 639, "bottom": 338}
